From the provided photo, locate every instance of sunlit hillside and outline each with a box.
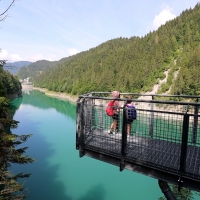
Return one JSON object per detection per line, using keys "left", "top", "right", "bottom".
{"left": 20, "top": 3, "right": 200, "bottom": 96}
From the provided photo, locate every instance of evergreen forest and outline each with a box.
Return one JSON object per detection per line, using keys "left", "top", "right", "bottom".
{"left": 3, "top": 3, "right": 200, "bottom": 199}
{"left": 17, "top": 57, "right": 72, "bottom": 81}
{"left": 4, "top": 61, "right": 32, "bottom": 75}
{"left": 0, "top": 61, "right": 34, "bottom": 199}
{"left": 0, "top": 61, "right": 22, "bottom": 98}
{"left": 17, "top": 3, "right": 200, "bottom": 96}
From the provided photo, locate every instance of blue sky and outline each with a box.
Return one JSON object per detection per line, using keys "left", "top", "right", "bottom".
{"left": 0, "top": 0, "right": 199, "bottom": 62}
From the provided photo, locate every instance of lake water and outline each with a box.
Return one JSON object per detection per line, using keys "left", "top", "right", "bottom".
{"left": 9, "top": 90, "right": 198, "bottom": 200}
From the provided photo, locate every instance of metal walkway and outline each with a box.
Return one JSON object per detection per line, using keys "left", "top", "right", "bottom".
{"left": 76, "top": 92, "right": 200, "bottom": 192}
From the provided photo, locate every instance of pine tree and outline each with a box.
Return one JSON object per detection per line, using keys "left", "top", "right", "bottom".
{"left": 0, "top": 97, "right": 34, "bottom": 200}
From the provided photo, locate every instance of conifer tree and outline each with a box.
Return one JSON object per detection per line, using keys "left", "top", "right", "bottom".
{"left": 0, "top": 97, "right": 34, "bottom": 200}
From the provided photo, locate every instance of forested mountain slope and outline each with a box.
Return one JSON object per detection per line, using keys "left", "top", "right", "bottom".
{"left": 0, "top": 61, "right": 34, "bottom": 199}
{"left": 4, "top": 61, "right": 32, "bottom": 74}
{"left": 17, "top": 57, "right": 71, "bottom": 81}
{"left": 33, "top": 3, "right": 200, "bottom": 96}
{"left": 0, "top": 61, "right": 22, "bottom": 98}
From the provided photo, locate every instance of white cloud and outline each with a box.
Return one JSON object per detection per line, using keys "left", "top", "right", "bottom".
{"left": 0, "top": 49, "right": 22, "bottom": 62}
{"left": 152, "top": 8, "right": 176, "bottom": 30}
{"left": 0, "top": 48, "right": 80, "bottom": 63}
{"left": 19, "top": 54, "right": 54, "bottom": 62}
{"left": 67, "top": 48, "right": 79, "bottom": 56}
{"left": 30, "top": 54, "right": 44, "bottom": 61}
{"left": 0, "top": 49, "right": 42, "bottom": 62}
{"left": 0, "top": 49, "right": 9, "bottom": 60}
{"left": 10, "top": 54, "right": 22, "bottom": 62}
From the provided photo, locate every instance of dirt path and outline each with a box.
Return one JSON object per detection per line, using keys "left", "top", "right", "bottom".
{"left": 138, "top": 69, "right": 170, "bottom": 100}
{"left": 22, "top": 66, "right": 179, "bottom": 105}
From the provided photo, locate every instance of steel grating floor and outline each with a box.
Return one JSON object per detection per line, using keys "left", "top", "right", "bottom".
{"left": 84, "top": 128, "right": 200, "bottom": 179}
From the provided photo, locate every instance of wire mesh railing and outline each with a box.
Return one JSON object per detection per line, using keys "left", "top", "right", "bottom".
{"left": 76, "top": 92, "right": 200, "bottom": 184}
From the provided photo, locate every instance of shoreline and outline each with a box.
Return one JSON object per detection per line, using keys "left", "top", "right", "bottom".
{"left": 21, "top": 85, "right": 194, "bottom": 114}
{"left": 21, "top": 84, "right": 78, "bottom": 103}
{"left": 33, "top": 87, "right": 78, "bottom": 103}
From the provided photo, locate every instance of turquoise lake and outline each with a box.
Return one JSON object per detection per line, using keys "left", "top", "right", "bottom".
{"left": 9, "top": 90, "right": 199, "bottom": 200}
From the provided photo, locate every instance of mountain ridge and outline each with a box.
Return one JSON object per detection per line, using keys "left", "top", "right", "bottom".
{"left": 18, "top": 3, "right": 200, "bottom": 96}
{"left": 4, "top": 61, "right": 32, "bottom": 74}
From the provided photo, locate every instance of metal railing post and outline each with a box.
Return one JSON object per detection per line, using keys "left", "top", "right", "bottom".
{"left": 91, "top": 98, "right": 96, "bottom": 129}
{"left": 120, "top": 104, "right": 128, "bottom": 171}
{"left": 76, "top": 98, "right": 81, "bottom": 150}
{"left": 99, "top": 99, "right": 103, "bottom": 129}
{"left": 192, "top": 98, "right": 198, "bottom": 144}
{"left": 149, "top": 95, "right": 154, "bottom": 137}
{"left": 178, "top": 112, "right": 189, "bottom": 190}
{"left": 79, "top": 100, "right": 85, "bottom": 157}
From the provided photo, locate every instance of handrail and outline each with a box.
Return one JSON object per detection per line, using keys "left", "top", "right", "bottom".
{"left": 78, "top": 93, "right": 200, "bottom": 107}
{"left": 76, "top": 93, "right": 200, "bottom": 192}
{"left": 78, "top": 91, "right": 200, "bottom": 99}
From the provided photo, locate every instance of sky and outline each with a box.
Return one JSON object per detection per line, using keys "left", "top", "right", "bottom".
{"left": 0, "top": 0, "right": 199, "bottom": 63}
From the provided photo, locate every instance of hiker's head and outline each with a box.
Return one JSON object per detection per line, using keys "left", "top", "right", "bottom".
{"left": 112, "top": 91, "right": 120, "bottom": 98}
{"left": 126, "top": 95, "right": 132, "bottom": 103}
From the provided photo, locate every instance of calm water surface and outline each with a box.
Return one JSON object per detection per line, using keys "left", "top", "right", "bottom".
{"left": 10, "top": 90, "right": 197, "bottom": 200}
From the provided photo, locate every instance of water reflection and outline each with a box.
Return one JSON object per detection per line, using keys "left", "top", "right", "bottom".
{"left": 10, "top": 90, "right": 165, "bottom": 200}
{"left": 77, "top": 184, "right": 106, "bottom": 200}
{"left": 20, "top": 90, "right": 76, "bottom": 119}
{"left": 10, "top": 91, "right": 76, "bottom": 200}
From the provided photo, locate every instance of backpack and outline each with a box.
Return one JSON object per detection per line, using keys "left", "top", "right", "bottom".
{"left": 126, "top": 105, "right": 137, "bottom": 120}
{"left": 106, "top": 100, "right": 115, "bottom": 116}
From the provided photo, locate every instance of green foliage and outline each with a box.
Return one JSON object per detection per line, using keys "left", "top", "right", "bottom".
{"left": 171, "top": 45, "right": 200, "bottom": 95}
{"left": 158, "top": 184, "right": 198, "bottom": 200}
{"left": 0, "top": 97, "right": 34, "bottom": 200}
{"left": 0, "top": 61, "right": 33, "bottom": 199}
{"left": 0, "top": 61, "right": 22, "bottom": 97}
{"left": 20, "top": 3, "right": 200, "bottom": 96}
{"left": 17, "top": 58, "right": 71, "bottom": 81}
{"left": 4, "top": 61, "right": 32, "bottom": 75}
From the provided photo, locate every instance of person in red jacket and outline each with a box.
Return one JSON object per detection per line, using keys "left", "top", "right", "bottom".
{"left": 108, "top": 91, "right": 120, "bottom": 135}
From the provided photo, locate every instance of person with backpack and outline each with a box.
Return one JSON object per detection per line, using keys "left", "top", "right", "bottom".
{"left": 107, "top": 91, "right": 120, "bottom": 135}
{"left": 125, "top": 95, "right": 136, "bottom": 137}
